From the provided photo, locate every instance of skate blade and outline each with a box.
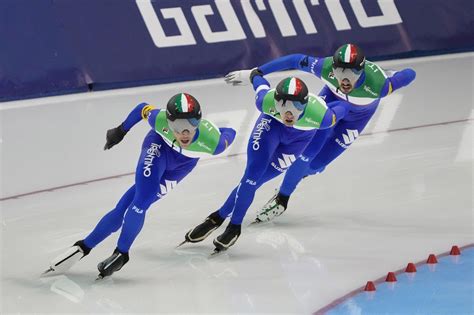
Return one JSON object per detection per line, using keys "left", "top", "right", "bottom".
{"left": 41, "top": 267, "right": 55, "bottom": 276}
{"left": 95, "top": 274, "right": 105, "bottom": 281}
{"left": 209, "top": 248, "right": 226, "bottom": 258}
{"left": 41, "top": 266, "right": 67, "bottom": 277}
{"left": 175, "top": 240, "right": 188, "bottom": 248}
{"left": 249, "top": 218, "right": 266, "bottom": 226}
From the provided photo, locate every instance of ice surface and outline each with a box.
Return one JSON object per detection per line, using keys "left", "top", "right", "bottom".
{"left": 1, "top": 54, "right": 473, "bottom": 314}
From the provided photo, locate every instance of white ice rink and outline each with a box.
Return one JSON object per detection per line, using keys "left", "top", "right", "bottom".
{"left": 1, "top": 53, "right": 473, "bottom": 314}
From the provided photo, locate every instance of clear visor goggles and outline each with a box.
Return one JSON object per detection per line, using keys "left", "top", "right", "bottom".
{"left": 332, "top": 67, "right": 363, "bottom": 85}
{"left": 168, "top": 118, "right": 200, "bottom": 134}
{"left": 274, "top": 99, "right": 306, "bottom": 117}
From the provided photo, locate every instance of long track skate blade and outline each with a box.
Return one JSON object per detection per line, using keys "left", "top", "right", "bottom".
{"left": 209, "top": 248, "right": 225, "bottom": 258}
{"left": 175, "top": 240, "right": 188, "bottom": 248}
{"left": 41, "top": 267, "right": 55, "bottom": 276}
{"left": 249, "top": 218, "right": 264, "bottom": 226}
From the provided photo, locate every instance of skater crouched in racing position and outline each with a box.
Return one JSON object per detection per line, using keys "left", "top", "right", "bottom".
{"left": 180, "top": 73, "right": 347, "bottom": 254}
{"left": 225, "top": 43, "right": 416, "bottom": 222}
{"left": 44, "top": 93, "right": 236, "bottom": 279}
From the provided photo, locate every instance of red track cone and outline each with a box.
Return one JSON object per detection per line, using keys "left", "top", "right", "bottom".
{"left": 385, "top": 272, "right": 397, "bottom": 282}
{"left": 450, "top": 246, "right": 461, "bottom": 255}
{"left": 427, "top": 254, "right": 438, "bottom": 264}
{"left": 364, "top": 281, "right": 376, "bottom": 291}
{"left": 405, "top": 262, "right": 417, "bottom": 273}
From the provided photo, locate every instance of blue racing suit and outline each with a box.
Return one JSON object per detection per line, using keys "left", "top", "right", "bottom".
{"left": 84, "top": 103, "right": 236, "bottom": 253}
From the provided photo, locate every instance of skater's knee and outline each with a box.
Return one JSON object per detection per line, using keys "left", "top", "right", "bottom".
{"left": 241, "top": 174, "right": 260, "bottom": 190}
{"left": 128, "top": 203, "right": 150, "bottom": 216}
{"left": 309, "top": 157, "right": 328, "bottom": 172}
{"left": 132, "top": 192, "right": 157, "bottom": 211}
{"left": 244, "top": 160, "right": 266, "bottom": 180}
{"left": 242, "top": 169, "right": 266, "bottom": 188}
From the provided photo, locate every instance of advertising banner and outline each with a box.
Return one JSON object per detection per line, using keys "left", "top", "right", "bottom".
{"left": 1, "top": 0, "right": 473, "bottom": 101}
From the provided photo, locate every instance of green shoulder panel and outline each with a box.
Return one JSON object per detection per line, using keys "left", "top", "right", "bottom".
{"left": 154, "top": 111, "right": 176, "bottom": 143}
{"left": 350, "top": 61, "right": 387, "bottom": 98}
{"left": 295, "top": 95, "right": 328, "bottom": 129}
{"left": 154, "top": 111, "right": 220, "bottom": 155}
{"left": 186, "top": 120, "right": 220, "bottom": 154}
{"left": 261, "top": 89, "right": 328, "bottom": 130}
{"left": 320, "top": 58, "right": 388, "bottom": 104}
{"left": 261, "top": 89, "right": 280, "bottom": 117}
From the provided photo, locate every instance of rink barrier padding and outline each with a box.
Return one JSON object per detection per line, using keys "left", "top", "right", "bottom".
{"left": 1, "top": 0, "right": 473, "bottom": 102}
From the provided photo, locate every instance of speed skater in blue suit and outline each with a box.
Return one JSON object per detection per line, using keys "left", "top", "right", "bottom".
{"left": 44, "top": 93, "right": 236, "bottom": 278}
{"left": 181, "top": 71, "right": 348, "bottom": 253}
{"left": 224, "top": 43, "right": 416, "bottom": 223}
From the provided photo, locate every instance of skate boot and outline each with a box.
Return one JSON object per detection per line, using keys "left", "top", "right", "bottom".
{"left": 255, "top": 191, "right": 289, "bottom": 223}
{"left": 178, "top": 211, "right": 225, "bottom": 246}
{"left": 212, "top": 223, "right": 241, "bottom": 253}
{"left": 43, "top": 240, "right": 91, "bottom": 276}
{"left": 97, "top": 248, "right": 129, "bottom": 279}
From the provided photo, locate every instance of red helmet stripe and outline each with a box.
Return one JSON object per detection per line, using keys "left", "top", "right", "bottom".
{"left": 349, "top": 44, "right": 357, "bottom": 63}
{"left": 294, "top": 78, "right": 302, "bottom": 95}
{"left": 184, "top": 93, "right": 195, "bottom": 112}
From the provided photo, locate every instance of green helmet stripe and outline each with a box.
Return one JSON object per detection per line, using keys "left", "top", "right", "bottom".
{"left": 340, "top": 44, "right": 356, "bottom": 63}
{"left": 282, "top": 77, "right": 301, "bottom": 95}
{"left": 181, "top": 93, "right": 189, "bottom": 112}
{"left": 175, "top": 95, "right": 183, "bottom": 112}
{"left": 282, "top": 78, "right": 290, "bottom": 94}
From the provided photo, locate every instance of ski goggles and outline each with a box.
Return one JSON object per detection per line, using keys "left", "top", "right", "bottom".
{"left": 274, "top": 99, "right": 306, "bottom": 117}
{"left": 332, "top": 67, "right": 363, "bottom": 85}
{"left": 167, "top": 118, "right": 200, "bottom": 134}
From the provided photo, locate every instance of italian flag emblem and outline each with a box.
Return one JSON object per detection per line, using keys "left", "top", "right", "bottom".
{"left": 340, "top": 44, "right": 357, "bottom": 63}
{"left": 176, "top": 93, "right": 196, "bottom": 113}
{"left": 282, "top": 77, "right": 303, "bottom": 96}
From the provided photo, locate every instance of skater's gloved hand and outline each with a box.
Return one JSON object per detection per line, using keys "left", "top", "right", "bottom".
{"left": 224, "top": 69, "right": 254, "bottom": 86}
{"left": 104, "top": 124, "right": 128, "bottom": 150}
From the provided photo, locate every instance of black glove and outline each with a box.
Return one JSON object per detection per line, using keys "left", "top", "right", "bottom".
{"left": 104, "top": 124, "right": 127, "bottom": 150}
{"left": 249, "top": 68, "right": 264, "bottom": 84}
